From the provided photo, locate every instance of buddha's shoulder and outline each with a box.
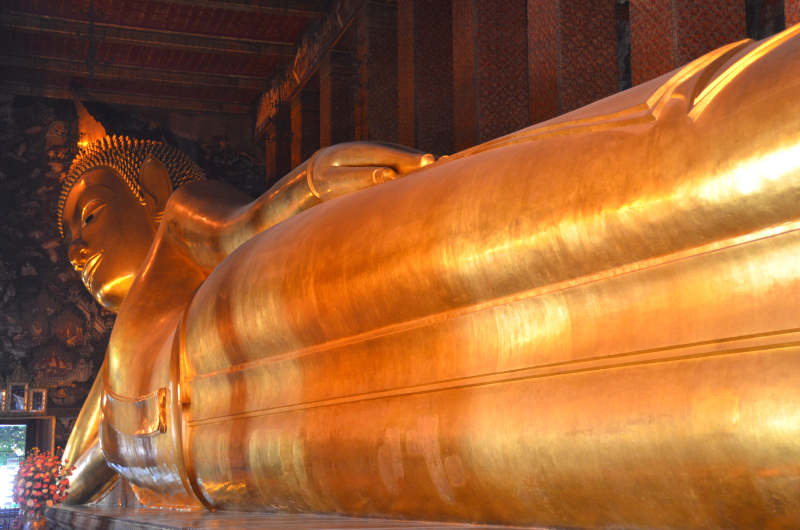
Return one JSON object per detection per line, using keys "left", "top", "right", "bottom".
{"left": 169, "top": 178, "right": 253, "bottom": 205}
{"left": 162, "top": 179, "right": 255, "bottom": 229}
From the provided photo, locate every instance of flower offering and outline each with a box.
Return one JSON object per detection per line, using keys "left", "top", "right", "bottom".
{"left": 12, "top": 448, "right": 74, "bottom": 510}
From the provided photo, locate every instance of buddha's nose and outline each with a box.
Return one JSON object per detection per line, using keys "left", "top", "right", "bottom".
{"left": 68, "top": 238, "right": 89, "bottom": 272}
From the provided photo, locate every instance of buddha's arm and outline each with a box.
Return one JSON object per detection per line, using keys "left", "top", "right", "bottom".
{"left": 62, "top": 437, "right": 118, "bottom": 505}
{"left": 62, "top": 358, "right": 118, "bottom": 503}
{"left": 163, "top": 142, "right": 433, "bottom": 271}
{"left": 62, "top": 358, "right": 105, "bottom": 466}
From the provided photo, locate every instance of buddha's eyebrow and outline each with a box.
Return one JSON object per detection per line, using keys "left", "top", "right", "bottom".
{"left": 75, "top": 185, "right": 116, "bottom": 206}
{"left": 81, "top": 199, "right": 106, "bottom": 218}
{"left": 81, "top": 184, "right": 116, "bottom": 195}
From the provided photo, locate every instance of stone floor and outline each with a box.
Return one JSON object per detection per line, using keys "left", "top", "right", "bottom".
{"left": 46, "top": 506, "right": 541, "bottom": 530}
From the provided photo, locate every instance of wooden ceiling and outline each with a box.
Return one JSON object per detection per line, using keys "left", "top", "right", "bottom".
{"left": 0, "top": 0, "right": 326, "bottom": 114}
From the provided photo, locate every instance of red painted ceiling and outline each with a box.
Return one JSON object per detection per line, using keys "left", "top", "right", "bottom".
{"left": 7, "top": 0, "right": 310, "bottom": 42}
{"left": 1, "top": 0, "right": 318, "bottom": 110}
{"left": 2, "top": 32, "right": 280, "bottom": 78}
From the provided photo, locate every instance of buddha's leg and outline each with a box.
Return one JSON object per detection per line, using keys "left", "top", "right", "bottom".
{"left": 179, "top": 226, "right": 800, "bottom": 527}
{"left": 172, "top": 69, "right": 800, "bottom": 522}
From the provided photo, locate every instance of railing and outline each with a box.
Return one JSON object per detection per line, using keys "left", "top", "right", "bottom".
{"left": 0, "top": 507, "right": 18, "bottom": 530}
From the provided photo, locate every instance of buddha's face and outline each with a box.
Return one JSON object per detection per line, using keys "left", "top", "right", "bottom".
{"left": 62, "top": 168, "right": 157, "bottom": 312}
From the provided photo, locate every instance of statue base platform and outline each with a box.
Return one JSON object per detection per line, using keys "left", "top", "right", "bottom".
{"left": 45, "top": 506, "right": 538, "bottom": 530}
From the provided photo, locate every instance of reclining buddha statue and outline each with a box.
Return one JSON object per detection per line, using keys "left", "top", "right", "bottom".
{"left": 60, "top": 25, "right": 800, "bottom": 529}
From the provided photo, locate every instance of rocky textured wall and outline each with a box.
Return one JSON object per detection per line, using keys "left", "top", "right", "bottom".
{"left": 0, "top": 95, "right": 265, "bottom": 449}
{"left": 789, "top": 0, "right": 800, "bottom": 27}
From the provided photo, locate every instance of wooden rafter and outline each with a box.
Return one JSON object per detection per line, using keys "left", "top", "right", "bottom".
{"left": 0, "top": 53, "right": 270, "bottom": 90}
{"left": 0, "top": 81, "right": 254, "bottom": 114}
{"left": 159, "top": 0, "right": 325, "bottom": 17}
{"left": 0, "top": 11, "right": 298, "bottom": 58}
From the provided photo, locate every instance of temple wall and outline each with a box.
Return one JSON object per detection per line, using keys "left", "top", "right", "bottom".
{"left": 788, "top": 0, "right": 800, "bottom": 26}
{"left": 320, "top": 50, "right": 357, "bottom": 149}
{"left": 260, "top": 0, "right": 790, "bottom": 158}
{"left": 398, "top": 0, "right": 455, "bottom": 155}
{"left": 526, "top": 0, "right": 560, "bottom": 125}
{"left": 631, "top": 0, "right": 747, "bottom": 86}
{"left": 355, "top": 1, "right": 400, "bottom": 144}
{"left": 560, "top": 1, "right": 620, "bottom": 112}
{"left": 453, "top": 0, "right": 530, "bottom": 149}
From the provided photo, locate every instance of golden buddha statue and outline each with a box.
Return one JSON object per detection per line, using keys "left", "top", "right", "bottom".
{"left": 61, "top": 25, "right": 800, "bottom": 529}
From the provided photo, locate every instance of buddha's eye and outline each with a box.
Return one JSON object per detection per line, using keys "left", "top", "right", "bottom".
{"left": 81, "top": 201, "right": 106, "bottom": 227}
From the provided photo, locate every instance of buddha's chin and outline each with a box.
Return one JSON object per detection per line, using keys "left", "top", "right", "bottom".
{"left": 93, "top": 275, "right": 136, "bottom": 313}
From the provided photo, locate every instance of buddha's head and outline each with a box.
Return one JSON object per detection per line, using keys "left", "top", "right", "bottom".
{"left": 58, "top": 136, "right": 204, "bottom": 312}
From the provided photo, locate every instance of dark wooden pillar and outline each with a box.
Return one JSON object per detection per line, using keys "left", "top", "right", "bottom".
{"left": 527, "top": 0, "right": 618, "bottom": 124}
{"left": 266, "top": 122, "right": 277, "bottom": 184}
{"left": 355, "top": 1, "right": 399, "bottom": 143}
{"left": 397, "top": 0, "right": 455, "bottom": 155}
{"left": 320, "top": 50, "right": 356, "bottom": 148}
{"left": 746, "top": 0, "right": 787, "bottom": 39}
{"left": 630, "top": 0, "right": 746, "bottom": 86}
{"left": 265, "top": 104, "right": 291, "bottom": 187}
{"left": 291, "top": 89, "right": 320, "bottom": 169}
{"left": 452, "top": 0, "right": 529, "bottom": 150}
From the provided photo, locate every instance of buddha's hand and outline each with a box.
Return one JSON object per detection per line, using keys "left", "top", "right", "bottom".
{"left": 306, "top": 141, "right": 435, "bottom": 201}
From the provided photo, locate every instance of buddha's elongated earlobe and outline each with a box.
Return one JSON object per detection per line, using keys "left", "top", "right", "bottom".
{"left": 139, "top": 154, "right": 174, "bottom": 225}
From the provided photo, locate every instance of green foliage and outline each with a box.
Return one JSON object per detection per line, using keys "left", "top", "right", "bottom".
{"left": 0, "top": 425, "right": 26, "bottom": 466}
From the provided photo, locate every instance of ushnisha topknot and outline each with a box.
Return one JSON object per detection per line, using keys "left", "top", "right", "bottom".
{"left": 58, "top": 135, "right": 205, "bottom": 239}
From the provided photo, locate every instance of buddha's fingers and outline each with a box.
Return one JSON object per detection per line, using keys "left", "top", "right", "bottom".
{"left": 309, "top": 166, "right": 398, "bottom": 201}
{"left": 379, "top": 148, "right": 434, "bottom": 174}
{"left": 311, "top": 142, "right": 435, "bottom": 176}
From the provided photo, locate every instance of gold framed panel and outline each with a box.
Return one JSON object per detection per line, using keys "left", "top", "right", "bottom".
{"left": 7, "top": 383, "right": 28, "bottom": 413}
{"left": 29, "top": 389, "right": 47, "bottom": 413}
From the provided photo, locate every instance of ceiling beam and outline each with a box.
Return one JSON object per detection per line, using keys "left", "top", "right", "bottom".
{"left": 0, "top": 53, "right": 270, "bottom": 90}
{"left": 160, "top": 0, "right": 325, "bottom": 18}
{"left": 0, "top": 11, "right": 298, "bottom": 58}
{"left": 0, "top": 81, "right": 254, "bottom": 115}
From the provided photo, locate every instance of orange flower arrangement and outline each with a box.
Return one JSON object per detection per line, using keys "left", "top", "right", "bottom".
{"left": 12, "top": 448, "right": 74, "bottom": 510}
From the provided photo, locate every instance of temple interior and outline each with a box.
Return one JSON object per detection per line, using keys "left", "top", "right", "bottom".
{"left": 0, "top": 1, "right": 799, "bottom": 529}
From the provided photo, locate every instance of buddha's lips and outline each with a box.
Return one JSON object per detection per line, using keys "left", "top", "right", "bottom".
{"left": 82, "top": 251, "right": 103, "bottom": 287}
